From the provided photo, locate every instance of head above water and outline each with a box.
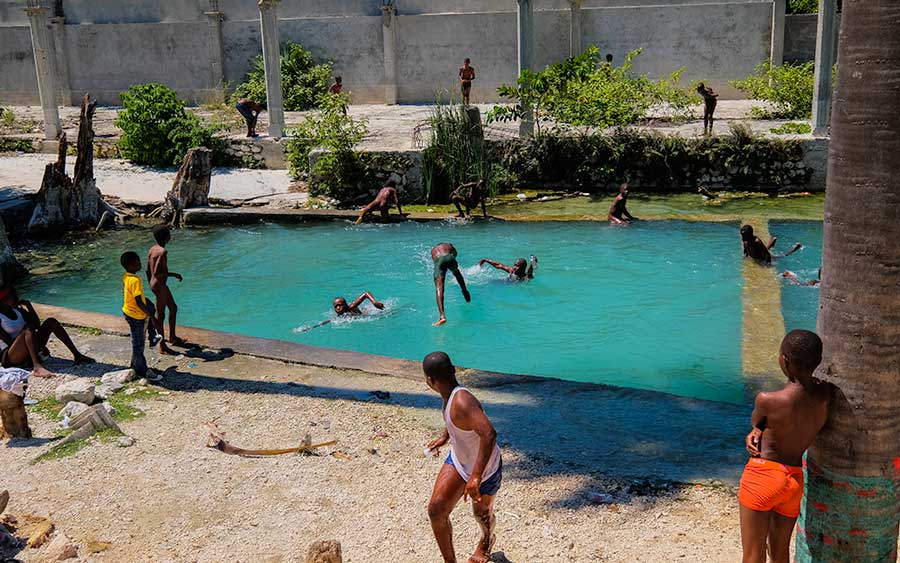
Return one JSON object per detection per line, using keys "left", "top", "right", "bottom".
{"left": 152, "top": 224, "right": 171, "bottom": 246}
{"left": 513, "top": 258, "right": 528, "bottom": 275}
{"left": 333, "top": 297, "right": 349, "bottom": 315}
{"left": 423, "top": 351, "right": 457, "bottom": 391}
{"left": 740, "top": 225, "right": 754, "bottom": 242}
{"left": 779, "top": 329, "right": 823, "bottom": 382}
{"left": 120, "top": 251, "right": 141, "bottom": 273}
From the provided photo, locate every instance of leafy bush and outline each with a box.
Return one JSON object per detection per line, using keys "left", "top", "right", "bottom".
{"left": 788, "top": 0, "right": 817, "bottom": 13}
{"left": 730, "top": 61, "right": 815, "bottom": 119}
{"left": 116, "top": 83, "right": 225, "bottom": 167}
{"left": 285, "top": 94, "right": 370, "bottom": 201}
{"left": 486, "top": 46, "right": 697, "bottom": 132}
{"left": 232, "top": 42, "right": 333, "bottom": 111}
{"left": 770, "top": 122, "right": 812, "bottom": 135}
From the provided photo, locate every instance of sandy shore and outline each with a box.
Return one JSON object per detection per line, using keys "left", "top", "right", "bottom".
{"left": 1, "top": 329, "right": 750, "bottom": 562}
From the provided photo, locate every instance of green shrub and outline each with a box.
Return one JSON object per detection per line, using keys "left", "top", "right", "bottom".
{"left": 116, "top": 83, "right": 225, "bottom": 167}
{"left": 788, "top": 0, "right": 817, "bottom": 13}
{"left": 232, "top": 43, "right": 333, "bottom": 111}
{"left": 770, "top": 122, "right": 812, "bottom": 135}
{"left": 730, "top": 61, "right": 815, "bottom": 119}
{"left": 0, "top": 138, "right": 34, "bottom": 153}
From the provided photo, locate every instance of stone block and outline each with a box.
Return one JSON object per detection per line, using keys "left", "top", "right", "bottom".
{"left": 54, "top": 380, "right": 95, "bottom": 405}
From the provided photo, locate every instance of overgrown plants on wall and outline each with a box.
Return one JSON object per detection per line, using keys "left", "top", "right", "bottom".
{"left": 730, "top": 61, "right": 815, "bottom": 119}
{"left": 116, "top": 83, "right": 226, "bottom": 167}
{"left": 232, "top": 42, "right": 333, "bottom": 111}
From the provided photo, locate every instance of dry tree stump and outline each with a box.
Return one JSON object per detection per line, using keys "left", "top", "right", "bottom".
{"left": 28, "top": 93, "right": 117, "bottom": 234}
{"left": 155, "top": 147, "right": 212, "bottom": 227}
{"left": 0, "top": 389, "right": 31, "bottom": 440}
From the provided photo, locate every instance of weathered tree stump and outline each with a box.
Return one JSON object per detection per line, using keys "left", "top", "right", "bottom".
{"left": 28, "top": 94, "right": 116, "bottom": 235}
{"left": 157, "top": 147, "right": 212, "bottom": 227}
{"left": 0, "top": 389, "right": 31, "bottom": 440}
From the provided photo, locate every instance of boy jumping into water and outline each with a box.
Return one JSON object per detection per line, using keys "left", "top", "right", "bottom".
{"left": 355, "top": 179, "right": 407, "bottom": 224}
{"left": 741, "top": 225, "right": 802, "bottom": 265}
{"left": 431, "top": 243, "right": 471, "bottom": 327}
{"left": 479, "top": 256, "right": 537, "bottom": 281}
{"left": 333, "top": 292, "right": 385, "bottom": 316}
{"left": 608, "top": 183, "right": 637, "bottom": 225}
{"left": 147, "top": 225, "right": 184, "bottom": 354}
{"left": 739, "top": 329, "right": 832, "bottom": 563}
{"left": 424, "top": 351, "right": 502, "bottom": 563}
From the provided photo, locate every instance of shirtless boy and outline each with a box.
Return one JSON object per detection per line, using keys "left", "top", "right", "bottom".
{"left": 355, "top": 180, "right": 407, "bottom": 224}
{"left": 696, "top": 82, "right": 719, "bottom": 135}
{"left": 608, "top": 183, "right": 637, "bottom": 225}
{"left": 459, "top": 59, "right": 476, "bottom": 105}
{"left": 741, "top": 225, "right": 802, "bottom": 265}
{"left": 235, "top": 98, "right": 264, "bottom": 138}
{"left": 739, "top": 329, "right": 832, "bottom": 563}
{"left": 450, "top": 181, "right": 487, "bottom": 219}
{"left": 431, "top": 243, "right": 471, "bottom": 327}
{"left": 424, "top": 351, "right": 502, "bottom": 563}
{"left": 333, "top": 292, "right": 385, "bottom": 316}
{"left": 147, "top": 225, "right": 184, "bottom": 354}
{"left": 479, "top": 256, "right": 537, "bottom": 281}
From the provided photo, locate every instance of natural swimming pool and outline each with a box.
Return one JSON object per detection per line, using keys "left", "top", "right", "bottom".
{"left": 22, "top": 219, "right": 822, "bottom": 404}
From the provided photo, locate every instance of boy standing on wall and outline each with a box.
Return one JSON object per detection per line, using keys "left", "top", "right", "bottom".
{"left": 424, "top": 351, "right": 502, "bottom": 563}
{"left": 459, "top": 58, "right": 476, "bottom": 105}
{"left": 147, "top": 225, "right": 184, "bottom": 354}
{"left": 739, "top": 330, "right": 832, "bottom": 563}
{"left": 121, "top": 251, "right": 161, "bottom": 381}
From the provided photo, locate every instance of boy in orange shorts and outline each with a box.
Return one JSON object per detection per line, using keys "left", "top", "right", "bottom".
{"left": 739, "top": 330, "right": 832, "bottom": 563}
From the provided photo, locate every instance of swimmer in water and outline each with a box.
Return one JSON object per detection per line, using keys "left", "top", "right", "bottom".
{"left": 741, "top": 225, "right": 802, "bottom": 265}
{"left": 432, "top": 243, "right": 471, "bottom": 327}
{"left": 782, "top": 269, "right": 821, "bottom": 286}
{"left": 608, "top": 183, "right": 637, "bottom": 225}
{"left": 333, "top": 292, "right": 386, "bottom": 316}
{"left": 478, "top": 256, "right": 537, "bottom": 281}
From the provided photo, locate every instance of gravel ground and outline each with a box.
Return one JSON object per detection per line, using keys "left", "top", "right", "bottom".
{"left": 2, "top": 333, "right": 744, "bottom": 563}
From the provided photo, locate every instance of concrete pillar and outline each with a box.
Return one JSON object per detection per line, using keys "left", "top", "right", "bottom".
{"left": 49, "top": 15, "right": 70, "bottom": 106}
{"left": 811, "top": 0, "right": 837, "bottom": 137}
{"left": 381, "top": 3, "right": 398, "bottom": 105}
{"left": 568, "top": 0, "right": 582, "bottom": 58}
{"left": 769, "top": 0, "right": 785, "bottom": 66}
{"left": 205, "top": 0, "right": 226, "bottom": 103}
{"left": 517, "top": 0, "right": 534, "bottom": 137}
{"left": 24, "top": 0, "right": 61, "bottom": 140}
{"left": 258, "top": 0, "right": 285, "bottom": 138}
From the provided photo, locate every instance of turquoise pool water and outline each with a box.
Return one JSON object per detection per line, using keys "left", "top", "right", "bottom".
{"left": 24, "top": 220, "right": 746, "bottom": 403}
{"left": 772, "top": 220, "right": 823, "bottom": 332}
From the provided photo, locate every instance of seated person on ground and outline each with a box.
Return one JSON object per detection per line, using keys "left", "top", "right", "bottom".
{"left": 741, "top": 225, "right": 802, "bottom": 265}
{"left": 450, "top": 181, "right": 488, "bottom": 219}
{"left": 355, "top": 179, "right": 407, "bottom": 225}
{"left": 739, "top": 329, "right": 832, "bottom": 563}
{"left": 479, "top": 256, "right": 537, "bottom": 281}
{"left": 608, "top": 183, "right": 637, "bottom": 225}
{"left": 333, "top": 292, "right": 386, "bottom": 316}
{"left": 0, "top": 286, "right": 94, "bottom": 378}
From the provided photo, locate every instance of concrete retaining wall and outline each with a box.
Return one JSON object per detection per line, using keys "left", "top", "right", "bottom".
{"left": 0, "top": 0, "right": 818, "bottom": 107}
{"left": 784, "top": 13, "right": 840, "bottom": 64}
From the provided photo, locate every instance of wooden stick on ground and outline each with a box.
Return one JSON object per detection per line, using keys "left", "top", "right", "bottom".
{"left": 205, "top": 422, "right": 337, "bottom": 457}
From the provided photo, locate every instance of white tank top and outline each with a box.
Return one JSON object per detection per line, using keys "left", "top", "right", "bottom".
{"left": 0, "top": 309, "right": 26, "bottom": 351}
{"left": 444, "top": 387, "right": 501, "bottom": 482}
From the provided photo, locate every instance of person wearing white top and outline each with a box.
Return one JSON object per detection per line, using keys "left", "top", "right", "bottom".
{"left": 424, "top": 351, "right": 502, "bottom": 563}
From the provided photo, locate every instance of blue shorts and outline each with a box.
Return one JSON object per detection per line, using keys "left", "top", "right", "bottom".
{"left": 445, "top": 455, "right": 503, "bottom": 496}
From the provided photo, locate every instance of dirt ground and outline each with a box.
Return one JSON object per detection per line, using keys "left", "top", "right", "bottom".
{"left": 2, "top": 332, "right": 745, "bottom": 563}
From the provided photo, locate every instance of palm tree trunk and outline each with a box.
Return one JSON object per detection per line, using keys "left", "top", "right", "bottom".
{"left": 794, "top": 2, "right": 900, "bottom": 561}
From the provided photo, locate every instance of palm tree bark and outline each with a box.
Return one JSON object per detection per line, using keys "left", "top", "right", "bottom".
{"left": 794, "top": 2, "right": 900, "bottom": 561}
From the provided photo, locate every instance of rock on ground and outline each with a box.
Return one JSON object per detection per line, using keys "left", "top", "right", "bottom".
{"left": 57, "top": 401, "right": 88, "bottom": 419}
{"left": 100, "top": 369, "right": 135, "bottom": 386}
{"left": 54, "top": 380, "right": 94, "bottom": 404}
{"left": 94, "top": 382, "right": 123, "bottom": 400}
{"left": 41, "top": 533, "right": 78, "bottom": 561}
{"left": 306, "top": 540, "right": 342, "bottom": 563}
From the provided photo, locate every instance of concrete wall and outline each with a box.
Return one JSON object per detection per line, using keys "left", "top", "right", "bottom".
{"left": 784, "top": 13, "right": 840, "bottom": 64}
{"left": 0, "top": 0, "right": 818, "bottom": 107}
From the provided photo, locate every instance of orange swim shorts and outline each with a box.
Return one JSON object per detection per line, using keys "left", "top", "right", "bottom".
{"left": 738, "top": 458, "right": 804, "bottom": 518}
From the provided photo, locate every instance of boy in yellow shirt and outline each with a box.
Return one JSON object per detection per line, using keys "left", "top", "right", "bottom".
{"left": 120, "top": 251, "right": 161, "bottom": 380}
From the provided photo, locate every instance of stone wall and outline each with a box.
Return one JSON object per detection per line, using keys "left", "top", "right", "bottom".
{"left": 0, "top": 0, "right": 809, "bottom": 106}
{"left": 784, "top": 13, "right": 840, "bottom": 64}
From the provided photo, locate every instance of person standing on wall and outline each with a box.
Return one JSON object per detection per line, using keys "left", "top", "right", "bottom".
{"left": 459, "top": 58, "right": 476, "bottom": 105}
{"left": 235, "top": 98, "right": 264, "bottom": 138}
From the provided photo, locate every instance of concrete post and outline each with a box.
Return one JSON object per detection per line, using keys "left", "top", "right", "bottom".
{"left": 49, "top": 15, "right": 71, "bottom": 106}
{"left": 568, "top": 0, "right": 582, "bottom": 58}
{"left": 769, "top": 0, "right": 785, "bottom": 67}
{"left": 258, "top": 0, "right": 285, "bottom": 138}
{"left": 381, "top": 3, "right": 398, "bottom": 105}
{"left": 811, "top": 0, "right": 837, "bottom": 137}
{"left": 205, "top": 0, "right": 226, "bottom": 104}
{"left": 517, "top": 0, "right": 534, "bottom": 137}
{"left": 24, "top": 0, "right": 61, "bottom": 140}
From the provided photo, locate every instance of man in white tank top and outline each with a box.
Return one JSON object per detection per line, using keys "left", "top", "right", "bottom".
{"left": 424, "top": 351, "right": 502, "bottom": 563}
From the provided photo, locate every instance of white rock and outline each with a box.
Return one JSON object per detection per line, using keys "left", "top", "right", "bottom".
{"left": 54, "top": 380, "right": 95, "bottom": 405}
{"left": 43, "top": 533, "right": 78, "bottom": 560}
{"left": 116, "top": 436, "right": 135, "bottom": 448}
{"left": 95, "top": 382, "right": 124, "bottom": 400}
{"left": 101, "top": 369, "right": 136, "bottom": 385}
{"left": 58, "top": 401, "right": 89, "bottom": 420}
{"left": 99, "top": 402, "right": 116, "bottom": 416}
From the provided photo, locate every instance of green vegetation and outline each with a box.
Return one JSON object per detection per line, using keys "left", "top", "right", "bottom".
{"left": 232, "top": 42, "right": 333, "bottom": 111}
{"left": 117, "top": 83, "right": 227, "bottom": 167}
{"left": 730, "top": 61, "right": 815, "bottom": 119}
{"left": 770, "top": 122, "right": 812, "bottom": 135}
{"left": 0, "top": 138, "right": 34, "bottom": 153}
{"left": 788, "top": 0, "right": 817, "bottom": 14}
{"left": 76, "top": 326, "right": 103, "bottom": 336}
{"left": 486, "top": 46, "right": 697, "bottom": 132}
{"left": 199, "top": 101, "right": 245, "bottom": 134}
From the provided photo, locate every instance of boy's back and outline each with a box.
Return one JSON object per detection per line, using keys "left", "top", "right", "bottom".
{"left": 146, "top": 244, "right": 167, "bottom": 290}
{"left": 754, "top": 381, "right": 830, "bottom": 466}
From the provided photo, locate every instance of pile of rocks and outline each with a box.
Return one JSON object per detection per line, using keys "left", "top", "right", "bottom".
{"left": 52, "top": 368, "right": 138, "bottom": 447}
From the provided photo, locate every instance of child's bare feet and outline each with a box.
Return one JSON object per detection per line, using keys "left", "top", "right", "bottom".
{"left": 468, "top": 534, "right": 495, "bottom": 563}
{"left": 31, "top": 366, "right": 56, "bottom": 378}
{"left": 169, "top": 336, "right": 189, "bottom": 347}
{"left": 433, "top": 317, "right": 447, "bottom": 327}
